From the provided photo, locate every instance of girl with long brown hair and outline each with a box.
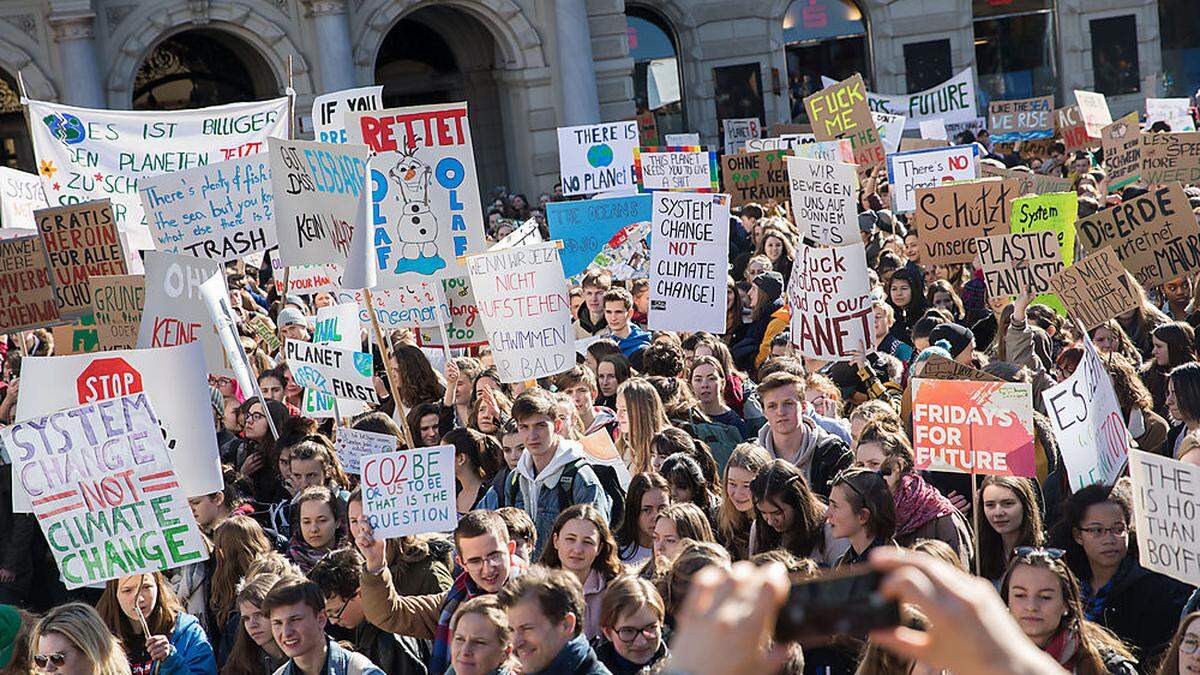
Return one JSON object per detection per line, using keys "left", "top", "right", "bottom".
{"left": 96, "top": 572, "right": 216, "bottom": 673}
{"left": 615, "top": 377, "right": 670, "bottom": 474}
{"left": 749, "top": 459, "right": 846, "bottom": 565}
{"left": 613, "top": 472, "right": 672, "bottom": 565}
{"left": 221, "top": 573, "right": 287, "bottom": 675}
{"left": 978, "top": 475, "right": 1045, "bottom": 582}
{"left": 716, "top": 443, "right": 772, "bottom": 560}
{"left": 539, "top": 504, "right": 624, "bottom": 639}
{"left": 208, "top": 515, "right": 274, "bottom": 650}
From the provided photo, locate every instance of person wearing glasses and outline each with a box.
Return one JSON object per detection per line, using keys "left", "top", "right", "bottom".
{"left": 826, "top": 467, "right": 897, "bottom": 567}
{"left": 1000, "top": 547, "right": 1138, "bottom": 674}
{"left": 1156, "top": 611, "right": 1200, "bottom": 675}
{"left": 595, "top": 576, "right": 669, "bottom": 674}
{"left": 30, "top": 603, "right": 129, "bottom": 675}
{"left": 1051, "top": 482, "right": 1191, "bottom": 668}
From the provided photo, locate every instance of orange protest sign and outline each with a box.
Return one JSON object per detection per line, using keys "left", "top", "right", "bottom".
{"left": 911, "top": 379, "right": 1036, "bottom": 477}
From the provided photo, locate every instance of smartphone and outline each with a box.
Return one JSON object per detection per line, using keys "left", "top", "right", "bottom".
{"left": 774, "top": 564, "right": 900, "bottom": 645}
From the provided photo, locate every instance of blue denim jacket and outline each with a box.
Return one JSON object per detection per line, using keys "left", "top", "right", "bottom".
{"left": 273, "top": 638, "right": 384, "bottom": 675}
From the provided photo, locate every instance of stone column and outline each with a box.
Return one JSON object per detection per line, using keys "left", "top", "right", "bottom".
{"left": 303, "top": 0, "right": 356, "bottom": 93}
{"left": 47, "top": 8, "right": 105, "bottom": 107}
{"left": 555, "top": 0, "right": 601, "bottom": 125}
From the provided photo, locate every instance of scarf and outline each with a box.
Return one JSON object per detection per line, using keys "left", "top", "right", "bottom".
{"left": 892, "top": 472, "right": 958, "bottom": 538}
{"left": 286, "top": 539, "right": 331, "bottom": 576}
{"left": 430, "top": 554, "right": 527, "bottom": 675}
{"left": 1043, "top": 625, "right": 1081, "bottom": 671}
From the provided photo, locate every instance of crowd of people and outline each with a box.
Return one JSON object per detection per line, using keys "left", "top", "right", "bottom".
{"left": 2, "top": 122, "right": 1200, "bottom": 675}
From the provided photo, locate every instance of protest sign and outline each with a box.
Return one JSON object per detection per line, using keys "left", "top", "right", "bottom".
{"left": 1055, "top": 105, "right": 1097, "bottom": 153}
{"left": 137, "top": 251, "right": 229, "bottom": 376}
{"left": 804, "top": 74, "right": 886, "bottom": 169}
{"left": 874, "top": 112, "right": 906, "bottom": 154}
{"left": 745, "top": 135, "right": 812, "bottom": 152}
{"left": 979, "top": 164, "right": 1073, "bottom": 196}
{"left": 199, "top": 273, "right": 257, "bottom": 411}
{"left": 1140, "top": 132, "right": 1200, "bottom": 186}
{"left": 648, "top": 192, "right": 729, "bottom": 332}
{"left": 360, "top": 444, "right": 455, "bottom": 538}
{"left": 312, "top": 85, "right": 383, "bottom": 144}
{"left": 911, "top": 379, "right": 1035, "bottom": 476}
{"left": 332, "top": 284, "right": 450, "bottom": 331}
{"left": 823, "top": 68, "right": 977, "bottom": 128}
{"left": 633, "top": 147, "right": 718, "bottom": 192}
{"left": 13, "top": 341, "right": 222, "bottom": 510}
{"left": 919, "top": 119, "right": 948, "bottom": 140}
{"left": 416, "top": 277, "right": 486, "bottom": 349}
{"left": 792, "top": 139, "right": 855, "bottom": 163}
{"left": 1047, "top": 247, "right": 1138, "bottom": 330}
{"left": 787, "top": 156, "right": 858, "bottom": 246}
{"left": 302, "top": 302, "right": 369, "bottom": 419}
{"left": 886, "top": 144, "right": 980, "bottom": 213}
{"left": 556, "top": 121, "right": 639, "bottom": 196}
{"left": 1102, "top": 112, "right": 1142, "bottom": 192}
{"left": 665, "top": 133, "right": 700, "bottom": 146}
{"left": 246, "top": 314, "right": 281, "bottom": 353}
{"left": 1076, "top": 184, "right": 1200, "bottom": 288}
{"left": 1074, "top": 90, "right": 1112, "bottom": 138}
{"left": 1128, "top": 449, "right": 1200, "bottom": 586}
{"left": 788, "top": 242, "right": 875, "bottom": 360}
{"left": 1043, "top": 336, "right": 1130, "bottom": 492}
{"left": 269, "top": 138, "right": 368, "bottom": 266}
{"left": 27, "top": 97, "right": 288, "bottom": 250}
{"left": 547, "top": 194, "right": 652, "bottom": 282}
{"left": 90, "top": 274, "right": 144, "bottom": 351}
{"left": 722, "top": 118, "right": 761, "bottom": 154}
{"left": 285, "top": 339, "right": 378, "bottom": 405}
{"left": 334, "top": 427, "right": 398, "bottom": 475}
{"left": 36, "top": 199, "right": 126, "bottom": 320}
{"left": 919, "top": 354, "right": 1001, "bottom": 382}
{"left": 1146, "top": 98, "right": 1195, "bottom": 132}
{"left": 4, "top": 393, "right": 207, "bottom": 589}
{"left": 0, "top": 166, "right": 47, "bottom": 230}
{"left": 0, "top": 235, "right": 59, "bottom": 333}
{"left": 722, "top": 150, "right": 789, "bottom": 208}
{"left": 911, "top": 179, "right": 1017, "bottom": 265}
{"left": 636, "top": 111, "right": 659, "bottom": 146}
{"left": 899, "top": 138, "right": 950, "bottom": 152}
{"left": 489, "top": 218, "right": 543, "bottom": 252}
{"left": 945, "top": 117, "right": 988, "bottom": 141}
{"left": 988, "top": 96, "right": 1054, "bottom": 143}
{"left": 139, "top": 154, "right": 275, "bottom": 262}
{"left": 1009, "top": 191, "right": 1078, "bottom": 312}
{"left": 977, "top": 231, "right": 1063, "bottom": 297}
{"left": 467, "top": 241, "right": 573, "bottom": 383}
{"left": 51, "top": 315, "right": 99, "bottom": 355}
{"left": 271, "top": 257, "right": 342, "bottom": 295}
{"left": 346, "top": 102, "right": 487, "bottom": 283}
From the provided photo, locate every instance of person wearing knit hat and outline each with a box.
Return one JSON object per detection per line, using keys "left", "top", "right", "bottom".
{"left": 733, "top": 271, "right": 787, "bottom": 371}
{"left": 0, "top": 605, "right": 22, "bottom": 669}
{"left": 752, "top": 270, "right": 784, "bottom": 302}
{"left": 928, "top": 323, "right": 975, "bottom": 363}
{"left": 276, "top": 306, "right": 310, "bottom": 341}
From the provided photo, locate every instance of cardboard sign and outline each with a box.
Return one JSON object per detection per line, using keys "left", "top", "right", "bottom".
{"left": 347, "top": 102, "right": 487, "bottom": 282}
{"left": 636, "top": 111, "right": 659, "bottom": 146}
{"left": 722, "top": 118, "right": 761, "bottom": 155}
{"left": 788, "top": 156, "right": 859, "bottom": 246}
{"left": 302, "top": 302, "right": 369, "bottom": 419}
{"left": 1056, "top": 105, "right": 1098, "bottom": 153}
{"left": 721, "top": 149, "right": 790, "bottom": 207}
{"left": 911, "top": 179, "right": 1017, "bottom": 265}
{"left": 0, "top": 235, "right": 59, "bottom": 332}
{"left": 0, "top": 166, "right": 48, "bottom": 230}
{"left": 90, "top": 274, "right": 144, "bottom": 351}
{"left": 633, "top": 147, "right": 718, "bottom": 192}
{"left": 546, "top": 194, "right": 652, "bottom": 282}
{"left": 556, "top": 121, "right": 640, "bottom": 196}
{"left": 1074, "top": 90, "right": 1112, "bottom": 138}
{"left": 360, "top": 444, "right": 455, "bottom": 538}
{"left": 1146, "top": 98, "right": 1195, "bottom": 132}
{"left": 136, "top": 251, "right": 230, "bottom": 376}
{"left": 874, "top": 112, "right": 906, "bottom": 154}
{"left": 919, "top": 354, "right": 1001, "bottom": 382}
{"left": 13, "top": 341, "right": 223, "bottom": 511}
{"left": 269, "top": 138, "right": 368, "bottom": 267}
{"left": 1102, "top": 112, "right": 1142, "bottom": 192}
{"left": 980, "top": 164, "right": 1073, "bottom": 196}
{"left": 1077, "top": 184, "right": 1200, "bottom": 288}
{"left": 1043, "top": 336, "right": 1131, "bottom": 492}
{"left": 788, "top": 242, "right": 875, "bottom": 361}
{"left": 1047, "top": 247, "right": 1138, "bottom": 330}
{"left": 416, "top": 277, "right": 486, "bottom": 349}
{"left": 911, "top": 379, "right": 1036, "bottom": 476}
{"left": 4, "top": 393, "right": 208, "bottom": 589}
{"left": 312, "top": 85, "right": 383, "bottom": 144}
{"left": 51, "top": 315, "right": 99, "bottom": 355}
{"left": 824, "top": 68, "right": 978, "bottom": 128}
{"left": 899, "top": 137, "right": 950, "bottom": 152}
{"left": 1128, "top": 449, "right": 1200, "bottom": 586}
{"left": 467, "top": 241, "right": 574, "bottom": 383}
{"left": 977, "top": 231, "right": 1063, "bottom": 297}
{"left": 988, "top": 96, "right": 1054, "bottom": 143}
{"left": 334, "top": 427, "right": 398, "bottom": 474}
{"left": 886, "top": 144, "right": 980, "bottom": 213}
{"left": 745, "top": 135, "right": 812, "bottom": 152}
{"left": 792, "top": 139, "right": 855, "bottom": 163}
{"left": 247, "top": 313, "right": 281, "bottom": 352}
{"left": 35, "top": 200, "right": 126, "bottom": 320}
{"left": 804, "top": 74, "right": 886, "bottom": 169}
{"left": 1140, "top": 132, "right": 1200, "bottom": 186}
{"left": 648, "top": 192, "right": 729, "bottom": 332}
{"left": 285, "top": 339, "right": 378, "bottom": 405}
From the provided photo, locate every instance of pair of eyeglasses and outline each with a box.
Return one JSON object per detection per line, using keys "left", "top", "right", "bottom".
{"left": 1182, "top": 636, "right": 1200, "bottom": 654}
{"left": 210, "top": 376, "right": 233, "bottom": 386}
{"left": 1076, "top": 524, "right": 1128, "bottom": 538}
{"left": 328, "top": 592, "right": 358, "bottom": 622}
{"left": 34, "top": 652, "right": 67, "bottom": 668}
{"left": 1014, "top": 546, "right": 1065, "bottom": 560}
{"left": 615, "top": 622, "right": 661, "bottom": 643}
{"left": 245, "top": 411, "right": 266, "bottom": 423}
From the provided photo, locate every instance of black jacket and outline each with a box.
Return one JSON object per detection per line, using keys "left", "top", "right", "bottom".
{"left": 356, "top": 621, "right": 430, "bottom": 675}
{"left": 1093, "top": 557, "right": 1192, "bottom": 670}
{"left": 593, "top": 639, "right": 668, "bottom": 675}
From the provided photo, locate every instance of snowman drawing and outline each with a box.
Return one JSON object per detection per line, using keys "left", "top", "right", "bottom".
{"left": 387, "top": 143, "right": 441, "bottom": 267}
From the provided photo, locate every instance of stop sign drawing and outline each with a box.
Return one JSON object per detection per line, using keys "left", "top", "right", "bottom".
{"left": 77, "top": 358, "right": 144, "bottom": 403}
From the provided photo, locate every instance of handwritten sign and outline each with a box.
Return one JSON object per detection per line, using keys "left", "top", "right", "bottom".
{"left": 886, "top": 144, "right": 980, "bottom": 213}
{"left": 912, "top": 179, "right": 1017, "bottom": 265}
{"left": 1102, "top": 112, "right": 1142, "bottom": 192}
{"left": 269, "top": 138, "right": 368, "bottom": 267}
{"left": 0, "top": 166, "right": 48, "bottom": 229}
{"left": 36, "top": 200, "right": 126, "bottom": 320}
{"left": 312, "top": 85, "right": 383, "bottom": 144}
{"left": 1077, "top": 184, "right": 1200, "bottom": 288}
{"left": 721, "top": 150, "right": 790, "bottom": 207}
{"left": 1047, "top": 247, "right": 1138, "bottom": 330}
{"left": 788, "top": 242, "right": 875, "bottom": 361}
{"left": 988, "top": 96, "right": 1054, "bottom": 143}
{"left": 912, "top": 379, "right": 1035, "bottom": 476}
{"left": 546, "top": 194, "right": 652, "bottom": 282}
{"left": 136, "top": 251, "right": 229, "bottom": 376}
{"left": 1055, "top": 105, "right": 1097, "bottom": 153}
{"left": 557, "top": 121, "right": 639, "bottom": 196}
{"left": 722, "top": 118, "right": 761, "bottom": 154}
{"left": 90, "top": 274, "right": 144, "bottom": 351}
{"left": 1129, "top": 449, "right": 1200, "bottom": 586}
{"left": 360, "top": 444, "right": 455, "bottom": 538}
{"left": 334, "top": 427, "right": 398, "bottom": 475}
{"left": 1140, "top": 132, "right": 1200, "bottom": 186}
{"left": 302, "top": 302, "right": 369, "bottom": 419}
{"left": 1145, "top": 98, "right": 1194, "bottom": 132}
{"left": 633, "top": 147, "right": 718, "bottom": 192}
{"left": 977, "top": 231, "right": 1063, "bottom": 297}
{"left": 787, "top": 156, "right": 858, "bottom": 246}
{"left": 822, "top": 68, "right": 978, "bottom": 128}
{"left": 1074, "top": 90, "right": 1112, "bottom": 138}
{"left": 0, "top": 235, "right": 59, "bottom": 332}
{"left": 804, "top": 74, "right": 886, "bottom": 169}
{"left": 285, "top": 339, "right": 378, "bottom": 405}
{"left": 649, "top": 192, "right": 729, "bottom": 332}
{"left": 416, "top": 277, "right": 487, "bottom": 349}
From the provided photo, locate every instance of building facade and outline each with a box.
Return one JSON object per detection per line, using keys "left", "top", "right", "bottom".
{"left": 0, "top": 0, "right": 1195, "bottom": 196}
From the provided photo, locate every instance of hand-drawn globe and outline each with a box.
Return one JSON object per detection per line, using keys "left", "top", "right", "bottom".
{"left": 587, "top": 143, "right": 614, "bottom": 168}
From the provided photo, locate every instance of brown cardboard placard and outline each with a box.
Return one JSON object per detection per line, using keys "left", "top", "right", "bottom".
{"left": 911, "top": 179, "right": 1018, "bottom": 265}
{"left": 35, "top": 199, "right": 127, "bottom": 320}
{"left": 1056, "top": 105, "right": 1100, "bottom": 152}
{"left": 976, "top": 230, "right": 1064, "bottom": 297}
{"left": 721, "top": 149, "right": 791, "bottom": 207}
{"left": 1046, "top": 247, "right": 1139, "bottom": 330}
{"left": 803, "top": 74, "right": 886, "bottom": 170}
{"left": 919, "top": 354, "right": 1002, "bottom": 382}
{"left": 90, "top": 273, "right": 145, "bottom": 351}
{"left": 1102, "top": 112, "right": 1142, "bottom": 192}
{"left": 0, "top": 235, "right": 60, "bottom": 333}
{"left": 1139, "top": 131, "right": 1200, "bottom": 186}
{"left": 1076, "top": 183, "right": 1199, "bottom": 288}
{"left": 898, "top": 137, "right": 951, "bottom": 152}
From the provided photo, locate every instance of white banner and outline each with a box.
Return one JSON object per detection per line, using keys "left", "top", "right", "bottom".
{"left": 824, "top": 68, "right": 978, "bottom": 128}
{"left": 269, "top": 138, "right": 368, "bottom": 267}
{"left": 334, "top": 427, "right": 398, "bottom": 474}
{"left": 1146, "top": 98, "right": 1195, "bottom": 132}
{"left": 312, "top": 85, "right": 383, "bottom": 144}
{"left": 0, "top": 166, "right": 48, "bottom": 230}
{"left": 637, "top": 149, "right": 715, "bottom": 191}
{"left": 467, "top": 241, "right": 573, "bottom": 383}
{"left": 285, "top": 339, "right": 378, "bottom": 405}
{"left": 649, "top": 192, "right": 729, "bottom": 332}
{"left": 1128, "top": 449, "right": 1200, "bottom": 586}
{"left": 27, "top": 97, "right": 288, "bottom": 251}
{"left": 136, "top": 251, "right": 230, "bottom": 376}
{"left": 789, "top": 242, "right": 876, "bottom": 360}
{"left": 302, "top": 302, "right": 369, "bottom": 419}
{"left": 787, "top": 156, "right": 859, "bottom": 246}
{"left": 722, "top": 118, "right": 761, "bottom": 155}
{"left": 361, "top": 444, "right": 455, "bottom": 538}
{"left": 886, "top": 144, "right": 980, "bottom": 213}
{"left": 557, "top": 121, "right": 639, "bottom": 196}
{"left": 331, "top": 285, "right": 450, "bottom": 330}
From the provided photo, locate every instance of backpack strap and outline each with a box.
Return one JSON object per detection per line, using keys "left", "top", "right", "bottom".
{"left": 505, "top": 470, "right": 521, "bottom": 507}
{"left": 556, "top": 458, "right": 586, "bottom": 506}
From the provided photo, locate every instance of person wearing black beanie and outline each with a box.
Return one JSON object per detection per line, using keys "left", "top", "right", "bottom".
{"left": 732, "top": 271, "right": 786, "bottom": 372}
{"left": 929, "top": 322, "right": 975, "bottom": 363}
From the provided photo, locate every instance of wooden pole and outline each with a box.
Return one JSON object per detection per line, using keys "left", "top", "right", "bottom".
{"left": 970, "top": 424, "right": 981, "bottom": 577}
{"left": 433, "top": 282, "right": 455, "bottom": 365}
{"left": 363, "top": 288, "right": 415, "bottom": 449}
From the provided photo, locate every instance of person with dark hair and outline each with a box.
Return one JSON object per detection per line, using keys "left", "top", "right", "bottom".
{"left": 978, "top": 476, "right": 1046, "bottom": 582}
{"left": 227, "top": 398, "right": 294, "bottom": 504}
{"left": 262, "top": 577, "right": 384, "bottom": 675}
{"left": 886, "top": 266, "right": 928, "bottom": 346}
{"left": 554, "top": 366, "right": 617, "bottom": 437}
{"left": 444, "top": 427, "right": 502, "bottom": 516}
{"left": 603, "top": 287, "right": 651, "bottom": 369}
{"left": 595, "top": 354, "right": 631, "bottom": 410}
{"left": 731, "top": 271, "right": 785, "bottom": 372}
{"left": 407, "top": 401, "right": 444, "bottom": 448}
{"left": 640, "top": 339, "right": 684, "bottom": 378}
{"left": 749, "top": 459, "right": 847, "bottom": 565}
{"left": 595, "top": 576, "right": 669, "bottom": 675}
{"left": 495, "top": 506, "right": 538, "bottom": 563}
{"left": 576, "top": 270, "right": 612, "bottom": 337}
{"left": 495, "top": 566, "right": 608, "bottom": 675}
{"left": 929, "top": 322, "right": 976, "bottom": 365}
{"left": 1142, "top": 322, "right": 1196, "bottom": 415}
{"left": 614, "top": 472, "right": 671, "bottom": 565}
{"left": 659, "top": 453, "right": 718, "bottom": 528}
{"left": 827, "top": 467, "right": 897, "bottom": 566}
{"left": 1164, "top": 362, "right": 1200, "bottom": 458}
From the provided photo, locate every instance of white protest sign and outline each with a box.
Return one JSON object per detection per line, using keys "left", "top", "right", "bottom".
{"left": 1041, "top": 336, "right": 1130, "bottom": 491}
{"left": 4, "top": 393, "right": 208, "bottom": 589}
{"left": 1128, "top": 449, "right": 1200, "bottom": 586}
{"left": 1146, "top": 98, "right": 1195, "bottom": 131}
{"left": 136, "top": 251, "right": 230, "bottom": 376}
{"left": 1074, "top": 90, "right": 1113, "bottom": 137}
{"left": 27, "top": 97, "right": 288, "bottom": 250}
{"left": 745, "top": 135, "right": 814, "bottom": 152}
{"left": 12, "top": 341, "right": 223, "bottom": 511}
{"left": 824, "top": 68, "right": 977, "bottom": 128}
{"left": 268, "top": 138, "right": 368, "bottom": 267}
{"left": 312, "top": 85, "right": 384, "bottom": 144}
{"left": 0, "top": 166, "right": 48, "bottom": 230}
{"left": 331, "top": 284, "right": 450, "bottom": 331}
{"left": 139, "top": 154, "right": 275, "bottom": 261}
{"left": 919, "top": 118, "right": 948, "bottom": 140}
{"left": 285, "top": 339, "right": 378, "bottom": 405}
{"left": 873, "top": 112, "right": 906, "bottom": 155}
{"left": 665, "top": 133, "right": 700, "bottom": 146}
{"left": 489, "top": 218, "right": 543, "bottom": 251}
{"left": 787, "top": 156, "right": 859, "bottom": 246}
{"left": 467, "top": 241, "right": 573, "bottom": 383}
{"left": 635, "top": 148, "right": 715, "bottom": 192}
{"left": 793, "top": 139, "right": 856, "bottom": 163}
{"left": 302, "top": 302, "right": 369, "bottom": 419}
{"left": 788, "top": 242, "right": 876, "bottom": 360}
{"left": 886, "top": 144, "right": 980, "bottom": 213}
{"left": 557, "top": 121, "right": 639, "bottom": 196}
{"left": 360, "top": 444, "right": 455, "bottom": 538}
{"left": 722, "top": 118, "right": 761, "bottom": 155}
{"left": 198, "top": 273, "right": 255, "bottom": 399}
{"left": 649, "top": 192, "right": 729, "bottom": 332}
{"left": 334, "top": 427, "right": 399, "bottom": 474}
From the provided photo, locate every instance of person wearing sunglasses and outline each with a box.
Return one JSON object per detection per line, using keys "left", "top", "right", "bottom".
{"left": 595, "top": 576, "right": 669, "bottom": 675}
{"left": 30, "top": 603, "right": 129, "bottom": 675}
{"left": 1000, "top": 547, "right": 1138, "bottom": 674}
{"left": 827, "top": 467, "right": 897, "bottom": 567}
{"left": 1051, "top": 482, "right": 1191, "bottom": 667}
{"left": 1156, "top": 611, "right": 1200, "bottom": 675}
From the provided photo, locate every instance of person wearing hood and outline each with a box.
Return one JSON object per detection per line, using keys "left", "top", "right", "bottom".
{"left": 732, "top": 271, "right": 785, "bottom": 373}
{"left": 886, "top": 266, "right": 927, "bottom": 346}
{"left": 602, "top": 288, "right": 650, "bottom": 371}
{"left": 496, "top": 567, "right": 611, "bottom": 675}
{"left": 754, "top": 371, "right": 854, "bottom": 499}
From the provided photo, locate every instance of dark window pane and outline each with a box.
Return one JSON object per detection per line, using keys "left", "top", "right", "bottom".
{"left": 904, "top": 39, "right": 952, "bottom": 91}
{"left": 1091, "top": 16, "right": 1140, "bottom": 96}
{"left": 783, "top": 0, "right": 866, "bottom": 43}
{"left": 627, "top": 8, "right": 686, "bottom": 136}
{"left": 714, "top": 63, "right": 766, "bottom": 133}
{"left": 1159, "top": 0, "right": 1200, "bottom": 97}
{"left": 974, "top": 11, "right": 1057, "bottom": 105}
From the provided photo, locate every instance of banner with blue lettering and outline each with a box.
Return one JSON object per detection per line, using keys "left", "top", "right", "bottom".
{"left": 547, "top": 194, "right": 652, "bottom": 283}
{"left": 26, "top": 97, "right": 289, "bottom": 251}
{"left": 268, "top": 138, "right": 368, "bottom": 267}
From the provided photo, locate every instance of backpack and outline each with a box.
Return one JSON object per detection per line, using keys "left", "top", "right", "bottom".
{"left": 504, "top": 458, "right": 626, "bottom": 529}
{"left": 683, "top": 419, "right": 744, "bottom": 474}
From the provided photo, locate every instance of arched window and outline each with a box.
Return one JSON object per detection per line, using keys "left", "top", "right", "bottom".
{"left": 1159, "top": 0, "right": 1200, "bottom": 97}
{"left": 973, "top": 0, "right": 1057, "bottom": 105}
{"left": 133, "top": 29, "right": 276, "bottom": 110}
{"left": 783, "top": 0, "right": 869, "bottom": 122}
{"left": 626, "top": 7, "right": 686, "bottom": 137}
{"left": 0, "top": 70, "right": 32, "bottom": 170}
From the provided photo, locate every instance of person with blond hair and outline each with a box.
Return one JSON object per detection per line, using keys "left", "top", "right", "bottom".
{"left": 30, "top": 603, "right": 130, "bottom": 675}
